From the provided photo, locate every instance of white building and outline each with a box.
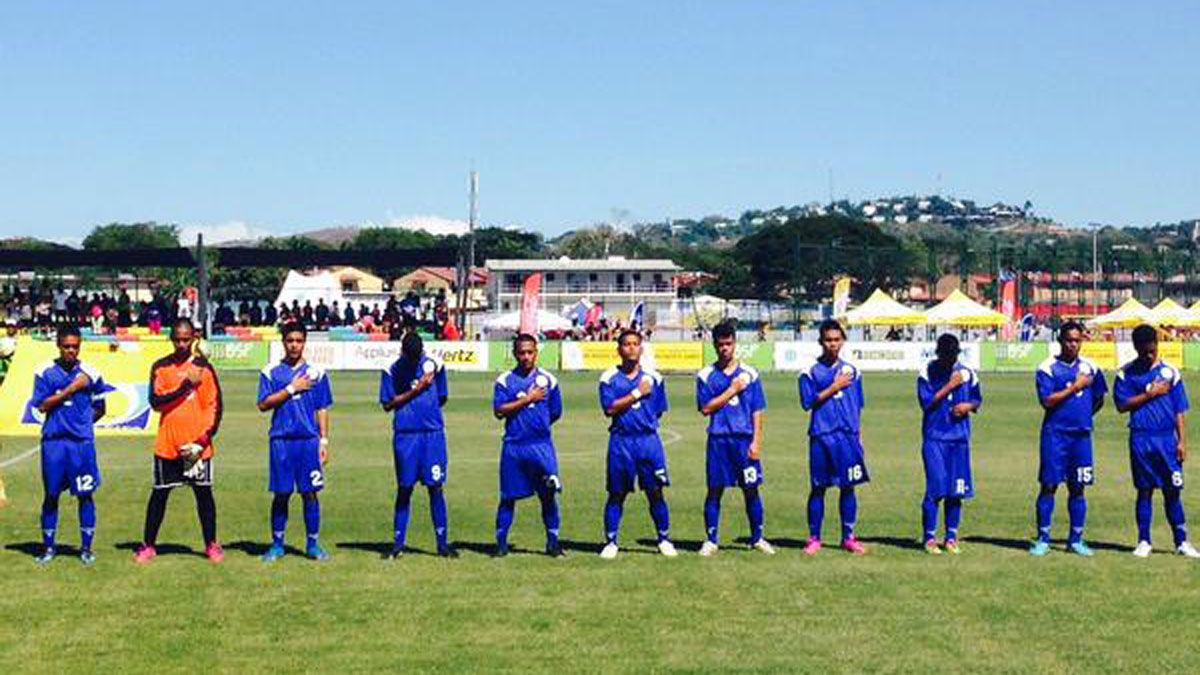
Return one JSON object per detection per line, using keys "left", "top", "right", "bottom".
{"left": 485, "top": 257, "right": 681, "bottom": 324}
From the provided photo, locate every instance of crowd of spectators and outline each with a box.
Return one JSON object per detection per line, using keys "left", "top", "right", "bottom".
{"left": 213, "top": 290, "right": 456, "bottom": 339}
{"left": 0, "top": 286, "right": 185, "bottom": 335}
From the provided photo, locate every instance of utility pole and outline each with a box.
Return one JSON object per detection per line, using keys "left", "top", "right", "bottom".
{"left": 456, "top": 170, "right": 479, "bottom": 335}
{"left": 195, "top": 233, "right": 209, "bottom": 337}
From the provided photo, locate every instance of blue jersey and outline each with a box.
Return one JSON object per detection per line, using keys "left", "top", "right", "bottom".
{"left": 695, "top": 363, "right": 766, "bottom": 436}
{"left": 493, "top": 367, "right": 563, "bottom": 444}
{"left": 799, "top": 358, "right": 863, "bottom": 436}
{"left": 599, "top": 366, "right": 667, "bottom": 434}
{"left": 380, "top": 354, "right": 448, "bottom": 433}
{"left": 1036, "top": 356, "right": 1108, "bottom": 433}
{"left": 258, "top": 360, "right": 333, "bottom": 439}
{"left": 30, "top": 359, "right": 112, "bottom": 441}
{"left": 917, "top": 360, "right": 982, "bottom": 442}
{"left": 1114, "top": 359, "right": 1189, "bottom": 433}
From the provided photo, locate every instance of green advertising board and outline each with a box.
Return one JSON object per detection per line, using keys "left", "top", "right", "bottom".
{"left": 701, "top": 341, "right": 774, "bottom": 370}
{"left": 489, "top": 340, "right": 561, "bottom": 371}
{"left": 982, "top": 342, "right": 1049, "bottom": 372}
{"left": 1185, "top": 343, "right": 1200, "bottom": 371}
{"left": 204, "top": 340, "right": 269, "bottom": 370}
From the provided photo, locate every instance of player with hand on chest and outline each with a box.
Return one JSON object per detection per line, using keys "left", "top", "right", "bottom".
{"left": 257, "top": 322, "right": 334, "bottom": 562}
{"left": 597, "top": 330, "right": 676, "bottom": 559}
{"left": 799, "top": 320, "right": 869, "bottom": 556}
{"left": 916, "top": 334, "right": 982, "bottom": 554}
{"left": 1030, "top": 321, "right": 1107, "bottom": 557}
{"left": 1114, "top": 324, "right": 1200, "bottom": 559}
{"left": 695, "top": 322, "right": 773, "bottom": 556}
{"left": 492, "top": 334, "right": 566, "bottom": 557}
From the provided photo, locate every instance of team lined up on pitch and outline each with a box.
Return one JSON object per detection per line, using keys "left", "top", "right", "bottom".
{"left": 25, "top": 316, "right": 1199, "bottom": 565}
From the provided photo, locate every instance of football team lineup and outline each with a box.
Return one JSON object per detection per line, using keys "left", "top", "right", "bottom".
{"left": 16, "top": 316, "right": 1199, "bottom": 568}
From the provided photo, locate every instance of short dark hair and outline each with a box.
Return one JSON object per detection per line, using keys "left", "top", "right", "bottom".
{"left": 936, "top": 333, "right": 960, "bottom": 356}
{"left": 56, "top": 324, "right": 81, "bottom": 343}
{"left": 711, "top": 321, "right": 736, "bottom": 343}
{"left": 513, "top": 333, "right": 538, "bottom": 349}
{"left": 1058, "top": 320, "right": 1085, "bottom": 340}
{"left": 170, "top": 318, "right": 194, "bottom": 338}
{"left": 818, "top": 319, "right": 845, "bottom": 339}
{"left": 281, "top": 321, "right": 307, "bottom": 339}
{"left": 616, "top": 329, "right": 641, "bottom": 345}
{"left": 401, "top": 331, "right": 424, "bottom": 360}
{"left": 1132, "top": 324, "right": 1157, "bottom": 346}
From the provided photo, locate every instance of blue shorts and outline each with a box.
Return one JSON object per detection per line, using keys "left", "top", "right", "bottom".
{"left": 809, "top": 431, "right": 869, "bottom": 488}
{"left": 922, "top": 439, "right": 973, "bottom": 499}
{"left": 1130, "top": 431, "right": 1184, "bottom": 491}
{"left": 41, "top": 438, "right": 100, "bottom": 496}
{"left": 1039, "top": 427, "right": 1094, "bottom": 487}
{"left": 499, "top": 439, "right": 560, "bottom": 500}
{"left": 706, "top": 435, "right": 762, "bottom": 489}
{"left": 607, "top": 433, "right": 669, "bottom": 493}
{"left": 393, "top": 431, "right": 449, "bottom": 488}
{"left": 269, "top": 437, "right": 324, "bottom": 494}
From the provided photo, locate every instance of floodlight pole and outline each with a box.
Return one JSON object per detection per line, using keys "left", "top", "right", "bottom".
{"left": 457, "top": 170, "right": 478, "bottom": 336}
{"left": 196, "top": 233, "right": 210, "bottom": 337}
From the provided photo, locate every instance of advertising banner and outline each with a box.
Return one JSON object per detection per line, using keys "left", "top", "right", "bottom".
{"left": 203, "top": 340, "right": 269, "bottom": 370}
{"left": 268, "top": 341, "right": 489, "bottom": 372}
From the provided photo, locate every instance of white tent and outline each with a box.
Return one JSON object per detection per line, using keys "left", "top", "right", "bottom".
{"left": 923, "top": 290, "right": 1007, "bottom": 327}
{"left": 841, "top": 288, "right": 925, "bottom": 325}
{"left": 1087, "top": 297, "right": 1151, "bottom": 329}
{"left": 482, "top": 309, "right": 574, "bottom": 333}
{"left": 274, "top": 270, "right": 344, "bottom": 309}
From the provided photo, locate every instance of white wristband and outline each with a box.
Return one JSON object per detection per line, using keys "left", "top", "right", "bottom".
{"left": 630, "top": 388, "right": 643, "bottom": 401}
{"left": 286, "top": 385, "right": 297, "bottom": 396}
{"left": 319, "top": 438, "right": 329, "bottom": 446}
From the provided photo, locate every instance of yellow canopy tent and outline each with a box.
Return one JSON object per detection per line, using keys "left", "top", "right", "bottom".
{"left": 1145, "top": 298, "right": 1197, "bottom": 327}
{"left": 840, "top": 288, "right": 925, "bottom": 325}
{"left": 922, "top": 289, "right": 1007, "bottom": 327}
{"left": 1086, "top": 297, "right": 1151, "bottom": 329}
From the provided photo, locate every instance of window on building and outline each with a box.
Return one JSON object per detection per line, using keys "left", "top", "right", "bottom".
{"left": 632, "top": 273, "right": 642, "bottom": 282}
{"left": 546, "top": 273, "right": 556, "bottom": 282}
{"left": 616, "top": 273, "right": 626, "bottom": 285}
{"left": 589, "top": 273, "right": 598, "bottom": 282}
{"left": 505, "top": 273, "right": 520, "bottom": 285}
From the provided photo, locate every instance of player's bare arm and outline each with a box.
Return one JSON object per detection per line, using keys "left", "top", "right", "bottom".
{"left": 1116, "top": 379, "right": 1171, "bottom": 413}
{"left": 317, "top": 407, "right": 330, "bottom": 464}
{"left": 924, "top": 371, "right": 963, "bottom": 412}
{"left": 748, "top": 410, "right": 764, "bottom": 460}
{"left": 494, "top": 385, "right": 545, "bottom": 419}
{"left": 258, "top": 372, "right": 313, "bottom": 412}
{"left": 382, "top": 371, "right": 435, "bottom": 412}
{"left": 700, "top": 374, "right": 746, "bottom": 416}
{"left": 37, "top": 372, "right": 90, "bottom": 413}
{"left": 813, "top": 371, "right": 853, "bottom": 407}
{"left": 1177, "top": 413, "right": 1186, "bottom": 463}
{"left": 1040, "top": 371, "right": 1092, "bottom": 410}
{"left": 606, "top": 377, "right": 652, "bottom": 417}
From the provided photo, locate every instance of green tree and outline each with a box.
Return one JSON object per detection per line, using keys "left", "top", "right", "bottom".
{"left": 82, "top": 222, "right": 180, "bottom": 249}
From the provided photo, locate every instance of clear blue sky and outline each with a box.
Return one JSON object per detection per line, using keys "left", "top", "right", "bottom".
{"left": 2, "top": 2, "right": 1197, "bottom": 242}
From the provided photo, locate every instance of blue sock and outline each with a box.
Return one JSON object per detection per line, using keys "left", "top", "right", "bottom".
{"left": 944, "top": 497, "right": 962, "bottom": 542}
{"left": 270, "top": 493, "right": 289, "bottom": 547}
{"left": 539, "top": 491, "right": 560, "bottom": 548}
{"left": 839, "top": 487, "right": 858, "bottom": 541}
{"left": 1067, "top": 490, "right": 1087, "bottom": 544}
{"left": 704, "top": 492, "right": 722, "bottom": 544}
{"left": 78, "top": 495, "right": 96, "bottom": 551}
{"left": 921, "top": 496, "right": 939, "bottom": 542}
{"left": 394, "top": 488, "right": 413, "bottom": 549}
{"left": 743, "top": 488, "right": 764, "bottom": 544}
{"left": 428, "top": 487, "right": 449, "bottom": 549}
{"left": 807, "top": 489, "right": 825, "bottom": 539}
{"left": 495, "top": 498, "right": 516, "bottom": 548}
{"left": 303, "top": 496, "right": 320, "bottom": 547}
{"left": 1164, "top": 488, "right": 1187, "bottom": 547}
{"left": 41, "top": 494, "right": 59, "bottom": 549}
{"left": 1036, "top": 490, "right": 1055, "bottom": 543}
{"left": 648, "top": 493, "right": 670, "bottom": 542}
{"left": 603, "top": 494, "right": 624, "bottom": 545}
{"left": 1136, "top": 490, "right": 1153, "bottom": 544}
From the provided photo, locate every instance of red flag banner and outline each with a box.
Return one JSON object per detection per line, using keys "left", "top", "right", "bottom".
{"left": 519, "top": 273, "right": 542, "bottom": 334}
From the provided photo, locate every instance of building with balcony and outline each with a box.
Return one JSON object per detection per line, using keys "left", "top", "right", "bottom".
{"left": 485, "top": 257, "right": 681, "bottom": 324}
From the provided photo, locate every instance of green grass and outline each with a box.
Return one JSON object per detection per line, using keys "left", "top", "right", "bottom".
{"left": 2, "top": 370, "right": 1200, "bottom": 673}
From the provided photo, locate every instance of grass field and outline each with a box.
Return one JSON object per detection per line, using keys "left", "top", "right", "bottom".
{"left": 2, "top": 369, "right": 1200, "bottom": 672}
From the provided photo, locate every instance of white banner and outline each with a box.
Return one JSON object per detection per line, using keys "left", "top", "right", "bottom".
{"left": 774, "top": 341, "right": 980, "bottom": 372}
{"left": 268, "top": 341, "right": 489, "bottom": 372}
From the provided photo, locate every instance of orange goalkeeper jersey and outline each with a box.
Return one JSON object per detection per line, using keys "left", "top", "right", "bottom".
{"left": 150, "top": 353, "right": 223, "bottom": 459}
